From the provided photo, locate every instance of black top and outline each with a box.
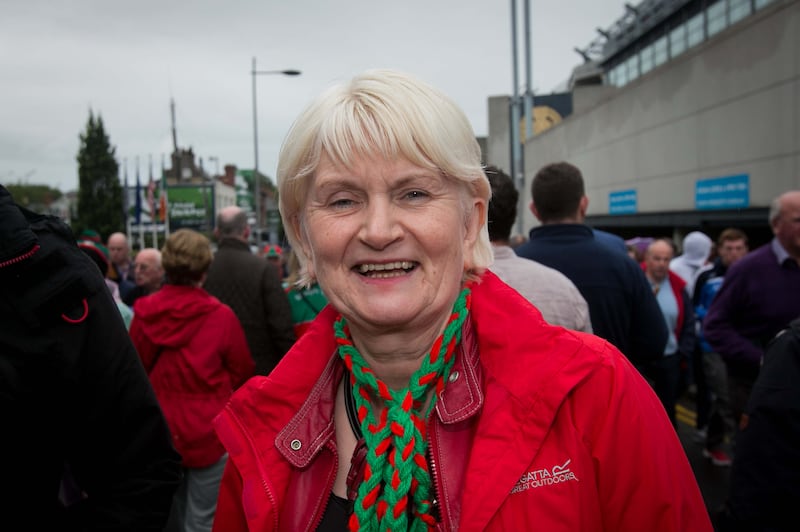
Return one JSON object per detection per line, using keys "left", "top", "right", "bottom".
{"left": 716, "top": 318, "right": 800, "bottom": 530}
{"left": 316, "top": 494, "right": 350, "bottom": 531}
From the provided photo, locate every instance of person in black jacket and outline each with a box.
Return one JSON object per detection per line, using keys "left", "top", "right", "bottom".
{"left": 204, "top": 206, "right": 296, "bottom": 376}
{"left": 514, "top": 161, "right": 668, "bottom": 366}
{"left": 0, "top": 185, "right": 182, "bottom": 531}
{"left": 715, "top": 316, "right": 800, "bottom": 531}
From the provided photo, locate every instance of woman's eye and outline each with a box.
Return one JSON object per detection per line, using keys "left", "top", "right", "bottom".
{"left": 329, "top": 197, "right": 355, "bottom": 209}
{"left": 405, "top": 190, "right": 429, "bottom": 200}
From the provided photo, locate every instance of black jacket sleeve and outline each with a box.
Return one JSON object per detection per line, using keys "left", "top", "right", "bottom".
{"left": 259, "top": 263, "right": 297, "bottom": 368}
{"left": 0, "top": 185, "right": 182, "bottom": 531}
{"left": 717, "top": 318, "right": 800, "bottom": 531}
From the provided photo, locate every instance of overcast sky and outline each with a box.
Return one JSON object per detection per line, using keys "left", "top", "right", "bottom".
{"left": 1, "top": 0, "right": 626, "bottom": 192}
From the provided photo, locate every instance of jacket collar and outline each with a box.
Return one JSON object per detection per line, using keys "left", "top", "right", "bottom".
{"left": 528, "top": 223, "right": 593, "bottom": 241}
{"left": 275, "top": 313, "right": 485, "bottom": 468}
{"left": 216, "top": 237, "right": 251, "bottom": 252}
{"left": 271, "top": 271, "right": 595, "bottom": 466}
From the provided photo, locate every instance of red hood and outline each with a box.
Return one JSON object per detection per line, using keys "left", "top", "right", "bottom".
{"left": 133, "top": 284, "right": 223, "bottom": 348}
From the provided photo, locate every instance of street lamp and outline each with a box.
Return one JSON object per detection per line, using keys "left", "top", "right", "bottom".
{"left": 251, "top": 56, "right": 301, "bottom": 249}
{"left": 208, "top": 156, "right": 220, "bottom": 177}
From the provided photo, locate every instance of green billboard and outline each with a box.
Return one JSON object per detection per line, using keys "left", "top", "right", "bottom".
{"left": 168, "top": 185, "right": 214, "bottom": 232}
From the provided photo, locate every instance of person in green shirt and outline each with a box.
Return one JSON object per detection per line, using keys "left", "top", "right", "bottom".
{"left": 284, "top": 248, "right": 328, "bottom": 338}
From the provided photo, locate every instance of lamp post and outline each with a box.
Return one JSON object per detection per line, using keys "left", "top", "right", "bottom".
{"left": 208, "top": 156, "right": 220, "bottom": 177}
{"left": 251, "top": 57, "right": 301, "bottom": 249}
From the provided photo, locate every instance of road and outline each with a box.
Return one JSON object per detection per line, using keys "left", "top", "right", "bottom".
{"left": 676, "top": 396, "right": 731, "bottom": 523}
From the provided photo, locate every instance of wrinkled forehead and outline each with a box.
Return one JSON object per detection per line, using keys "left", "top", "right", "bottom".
{"left": 108, "top": 234, "right": 128, "bottom": 247}
{"left": 780, "top": 194, "right": 800, "bottom": 217}
{"left": 647, "top": 241, "right": 673, "bottom": 257}
{"left": 136, "top": 251, "right": 160, "bottom": 266}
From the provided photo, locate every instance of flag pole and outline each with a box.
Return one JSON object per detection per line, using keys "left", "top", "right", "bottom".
{"left": 123, "top": 157, "right": 131, "bottom": 244}
{"left": 149, "top": 154, "right": 157, "bottom": 247}
{"left": 136, "top": 156, "right": 144, "bottom": 249}
{"left": 161, "top": 153, "right": 170, "bottom": 238}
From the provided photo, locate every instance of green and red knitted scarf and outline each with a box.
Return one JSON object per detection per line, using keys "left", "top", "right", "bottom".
{"left": 334, "top": 287, "right": 472, "bottom": 532}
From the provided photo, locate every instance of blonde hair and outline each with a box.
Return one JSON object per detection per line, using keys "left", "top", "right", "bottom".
{"left": 161, "top": 229, "right": 213, "bottom": 285}
{"left": 277, "top": 69, "right": 491, "bottom": 287}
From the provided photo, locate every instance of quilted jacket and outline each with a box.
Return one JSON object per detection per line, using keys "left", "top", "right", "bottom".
{"left": 204, "top": 238, "right": 296, "bottom": 375}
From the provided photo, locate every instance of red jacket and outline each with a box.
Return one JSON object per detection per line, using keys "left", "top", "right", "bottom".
{"left": 213, "top": 272, "right": 710, "bottom": 531}
{"left": 131, "top": 284, "right": 254, "bottom": 468}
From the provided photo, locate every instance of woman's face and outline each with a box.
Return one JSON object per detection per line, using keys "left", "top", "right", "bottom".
{"left": 297, "top": 153, "right": 485, "bottom": 334}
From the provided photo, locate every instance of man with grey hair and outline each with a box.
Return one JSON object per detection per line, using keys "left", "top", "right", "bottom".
{"left": 204, "top": 206, "right": 296, "bottom": 375}
{"left": 704, "top": 190, "right": 800, "bottom": 430}
{"left": 123, "top": 247, "right": 164, "bottom": 307}
{"left": 107, "top": 231, "right": 136, "bottom": 300}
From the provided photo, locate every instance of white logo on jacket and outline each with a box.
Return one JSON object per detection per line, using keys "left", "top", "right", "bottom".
{"left": 511, "top": 459, "right": 580, "bottom": 494}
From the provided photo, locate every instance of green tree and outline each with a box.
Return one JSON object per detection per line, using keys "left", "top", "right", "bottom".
{"left": 4, "top": 184, "right": 62, "bottom": 208}
{"left": 75, "top": 111, "right": 122, "bottom": 240}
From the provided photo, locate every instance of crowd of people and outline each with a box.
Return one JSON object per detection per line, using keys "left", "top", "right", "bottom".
{"left": 1, "top": 68, "right": 798, "bottom": 531}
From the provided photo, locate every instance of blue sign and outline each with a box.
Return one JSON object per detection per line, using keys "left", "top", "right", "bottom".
{"left": 609, "top": 189, "right": 637, "bottom": 215}
{"left": 695, "top": 174, "right": 749, "bottom": 210}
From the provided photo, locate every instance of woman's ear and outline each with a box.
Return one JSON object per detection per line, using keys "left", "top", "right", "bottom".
{"left": 463, "top": 197, "right": 487, "bottom": 268}
{"left": 290, "top": 214, "right": 316, "bottom": 280}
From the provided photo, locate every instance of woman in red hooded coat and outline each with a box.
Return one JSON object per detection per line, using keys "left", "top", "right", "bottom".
{"left": 130, "top": 229, "right": 254, "bottom": 532}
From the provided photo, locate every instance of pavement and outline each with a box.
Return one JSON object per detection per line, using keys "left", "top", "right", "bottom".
{"left": 675, "top": 396, "right": 731, "bottom": 522}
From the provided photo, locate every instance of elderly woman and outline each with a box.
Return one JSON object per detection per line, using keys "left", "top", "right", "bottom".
{"left": 130, "top": 229, "right": 254, "bottom": 532}
{"left": 213, "top": 71, "right": 711, "bottom": 531}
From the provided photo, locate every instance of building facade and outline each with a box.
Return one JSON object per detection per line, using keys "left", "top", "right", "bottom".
{"left": 487, "top": 0, "right": 798, "bottom": 246}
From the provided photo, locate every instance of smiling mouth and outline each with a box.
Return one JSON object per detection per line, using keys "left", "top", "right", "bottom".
{"left": 357, "top": 261, "right": 416, "bottom": 278}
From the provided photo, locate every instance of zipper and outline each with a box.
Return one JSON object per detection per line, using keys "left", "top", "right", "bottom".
{"left": 229, "top": 409, "right": 280, "bottom": 531}
{"left": 260, "top": 477, "right": 280, "bottom": 531}
{"left": 428, "top": 420, "right": 446, "bottom": 530}
{"left": 0, "top": 244, "right": 40, "bottom": 269}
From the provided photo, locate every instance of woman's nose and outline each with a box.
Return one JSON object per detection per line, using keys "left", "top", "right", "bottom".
{"left": 359, "top": 199, "right": 402, "bottom": 250}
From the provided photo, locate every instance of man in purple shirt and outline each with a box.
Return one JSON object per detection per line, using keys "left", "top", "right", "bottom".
{"left": 704, "top": 190, "right": 800, "bottom": 427}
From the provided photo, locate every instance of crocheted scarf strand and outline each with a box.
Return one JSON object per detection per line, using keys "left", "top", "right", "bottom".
{"left": 334, "top": 287, "right": 472, "bottom": 532}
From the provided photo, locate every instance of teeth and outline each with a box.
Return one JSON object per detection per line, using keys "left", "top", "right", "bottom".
{"left": 358, "top": 261, "right": 413, "bottom": 273}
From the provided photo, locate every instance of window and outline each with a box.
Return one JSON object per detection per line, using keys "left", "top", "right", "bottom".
{"left": 729, "top": 0, "right": 751, "bottom": 23}
{"left": 640, "top": 44, "right": 654, "bottom": 75}
{"left": 607, "top": 67, "right": 618, "bottom": 87}
{"left": 653, "top": 35, "right": 669, "bottom": 67}
{"left": 687, "top": 12, "right": 704, "bottom": 48}
{"left": 755, "top": 0, "right": 775, "bottom": 9}
{"left": 707, "top": 0, "right": 727, "bottom": 38}
{"left": 626, "top": 53, "right": 640, "bottom": 82}
{"left": 613, "top": 62, "right": 628, "bottom": 86}
{"left": 670, "top": 24, "right": 687, "bottom": 57}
